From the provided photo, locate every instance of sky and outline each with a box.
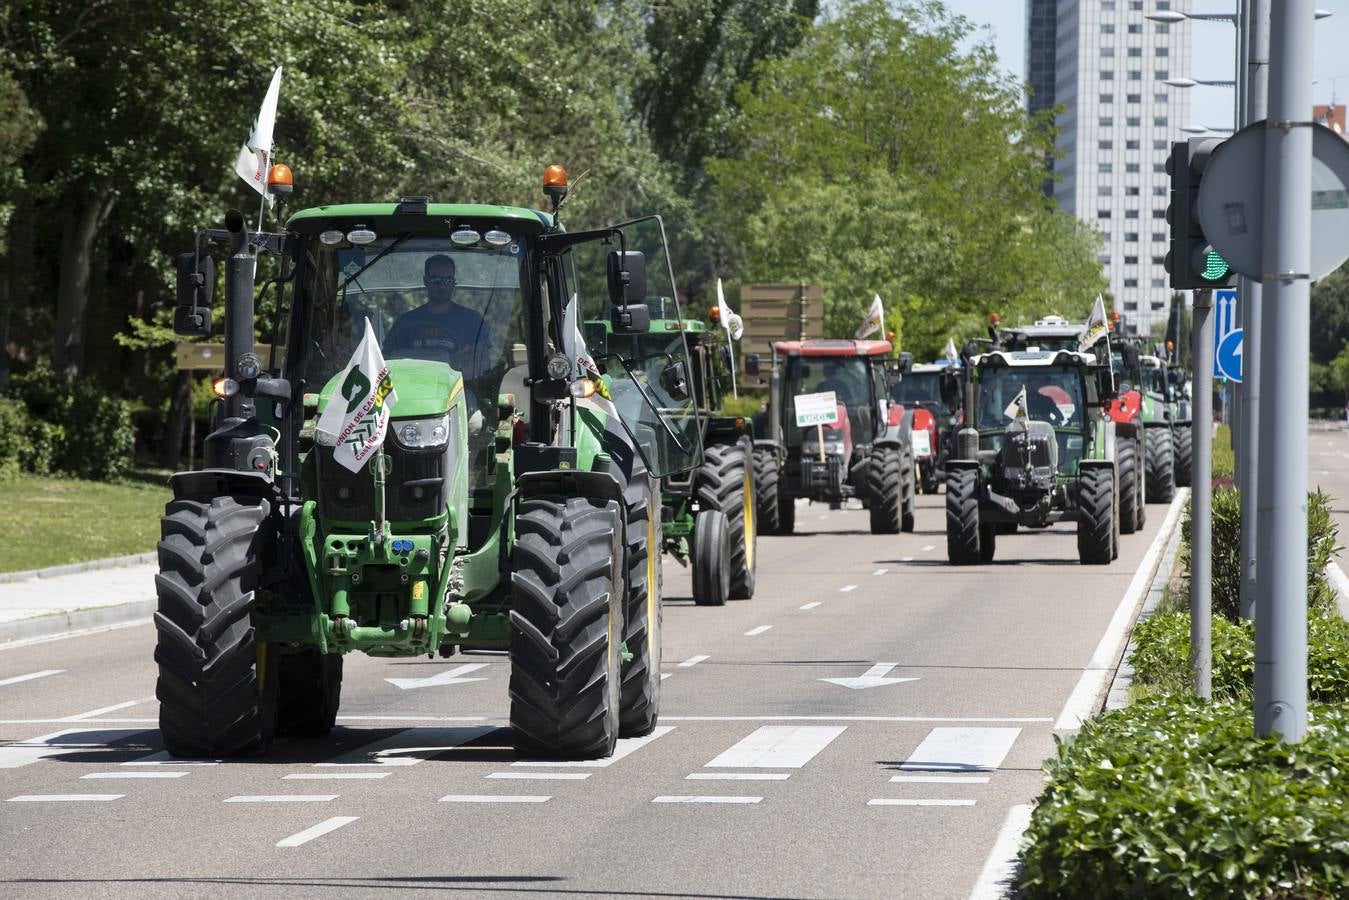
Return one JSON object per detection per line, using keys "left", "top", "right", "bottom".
{"left": 941, "top": 0, "right": 1349, "bottom": 130}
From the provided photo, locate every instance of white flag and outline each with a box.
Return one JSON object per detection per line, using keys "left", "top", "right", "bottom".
{"left": 234, "top": 66, "right": 283, "bottom": 199}
{"left": 944, "top": 337, "right": 959, "bottom": 365}
{"left": 855, "top": 294, "right": 884, "bottom": 339}
{"left": 1003, "top": 385, "right": 1029, "bottom": 424}
{"left": 315, "top": 318, "right": 399, "bottom": 474}
{"left": 565, "top": 292, "right": 599, "bottom": 375}
{"left": 716, "top": 278, "right": 744, "bottom": 341}
{"left": 1078, "top": 294, "right": 1109, "bottom": 352}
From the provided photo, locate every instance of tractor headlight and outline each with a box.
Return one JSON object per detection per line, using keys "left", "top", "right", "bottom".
{"left": 395, "top": 415, "right": 451, "bottom": 450}
{"left": 824, "top": 438, "right": 846, "bottom": 455}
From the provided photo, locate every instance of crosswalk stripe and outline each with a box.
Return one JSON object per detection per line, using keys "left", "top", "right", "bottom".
{"left": 316, "top": 726, "right": 494, "bottom": 767}
{"left": 0, "top": 728, "right": 147, "bottom": 770}
{"left": 511, "top": 725, "right": 674, "bottom": 768}
{"left": 225, "top": 795, "right": 337, "bottom": 803}
{"left": 439, "top": 795, "right": 550, "bottom": 803}
{"left": 284, "top": 773, "right": 391, "bottom": 780}
{"left": 653, "top": 795, "right": 762, "bottom": 804}
{"left": 899, "top": 728, "right": 1021, "bottom": 773}
{"left": 81, "top": 772, "right": 187, "bottom": 780}
{"left": 867, "top": 798, "right": 976, "bottom": 807}
{"left": 685, "top": 773, "right": 789, "bottom": 781}
{"left": 704, "top": 725, "right": 846, "bottom": 769}
{"left": 889, "top": 775, "right": 990, "bottom": 784}
{"left": 486, "top": 772, "right": 591, "bottom": 781}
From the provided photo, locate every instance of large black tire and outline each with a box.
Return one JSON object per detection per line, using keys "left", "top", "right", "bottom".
{"left": 697, "top": 439, "right": 757, "bottom": 599}
{"left": 778, "top": 487, "right": 796, "bottom": 535}
{"left": 979, "top": 522, "right": 997, "bottom": 562}
{"left": 1077, "top": 467, "right": 1115, "bottom": 565}
{"left": 945, "top": 468, "right": 982, "bottom": 565}
{"left": 619, "top": 462, "right": 661, "bottom": 737}
{"left": 276, "top": 650, "right": 343, "bottom": 737}
{"left": 509, "top": 496, "right": 624, "bottom": 759}
{"left": 752, "top": 448, "right": 782, "bottom": 535}
{"left": 901, "top": 447, "right": 917, "bottom": 533}
{"left": 154, "top": 494, "right": 276, "bottom": 758}
{"left": 1173, "top": 424, "right": 1193, "bottom": 487}
{"left": 1117, "top": 436, "right": 1140, "bottom": 535}
{"left": 692, "top": 509, "right": 731, "bottom": 606}
{"left": 1145, "top": 426, "right": 1176, "bottom": 503}
{"left": 868, "top": 446, "right": 905, "bottom": 534}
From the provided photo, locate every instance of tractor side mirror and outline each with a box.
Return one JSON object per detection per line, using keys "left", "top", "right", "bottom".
{"left": 661, "top": 360, "right": 690, "bottom": 401}
{"left": 886, "top": 367, "right": 902, "bottom": 388}
{"left": 897, "top": 351, "right": 914, "bottom": 373}
{"left": 1121, "top": 342, "right": 1140, "bottom": 372}
{"left": 608, "top": 249, "right": 648, "bottom": 334}
{"left": 174, "top": 252, "right": 214, "bottom": 336}
{"left": 940, "top": 369, "right": 961, "bottom": 409}
{"left": 611, "top": 303, "right": 650, "bottom": 334}
{"left": 1096, "top": 368, "right": 1116, "bottom": 400}
{"left": 745, "top": 353, "right": 761, "bottom": 376}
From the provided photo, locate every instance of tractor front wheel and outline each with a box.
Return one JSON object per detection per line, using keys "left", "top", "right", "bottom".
{"left": 154, "top": 494, "right": 276, "bottom": 758}
{"left": 901, "top": 447, "right": 917, "bottom": 533}
{"left": 1117, "top": 436, "right": 1141, "bottom": 535}
{"left": 946, "top": 468, "right": 982, "bottom": 565}
{"left": 509, "top": 496, "right": 624, "bottom": 759}
{"left": 692, "top": 509, "right": 731, "bottom": 606}
{"left": 619, "top": 461, "right": 662, "bottom": 737}
{"left": 752, "top": 448, "right": 781, "bottom": 535}
{"left": 1077, "top": 467, "right": 1116, "bottom": 565}
{"left": 868, "top": 446, "right": 905, "bottom": 534}
{"left": 1173, "top": 424, "right": 1193, "bottom": 487}
{"left": 697, "top": 439, "right": 757, "bottom": 599}
{"left": 1146, "top": 427, "right": 1176, "bottom": 503}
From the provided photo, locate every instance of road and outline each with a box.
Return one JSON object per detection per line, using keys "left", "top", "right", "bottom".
{"left": 0, "top": 485, "right": 1180, "bottom": 900}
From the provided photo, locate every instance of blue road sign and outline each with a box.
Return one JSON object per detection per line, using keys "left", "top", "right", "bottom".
{"left": 1217, "top": 327, "right": 1244, "bottom": 383}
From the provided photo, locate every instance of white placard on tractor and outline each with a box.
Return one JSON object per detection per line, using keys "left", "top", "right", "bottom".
{"left": 794, "top": 392, "right": 840, "bottom": 427}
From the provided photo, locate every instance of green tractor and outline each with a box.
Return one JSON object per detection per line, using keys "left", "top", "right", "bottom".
{"left": 585, "top": 310, "right": 757, "bottom": 607}
{"left": 1164, "top": 361, "right": 1193, "bottom": 486}
{"left": 158, "top": 172, "right": 702, "bottom": 759}
{"left": 942, "top": 348, "right": 1119, "bottom": 565}
{"left": 1112, "top": 340, "right": 1176, "bottom": 505}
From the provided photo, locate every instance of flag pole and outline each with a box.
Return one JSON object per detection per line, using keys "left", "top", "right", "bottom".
{"left": 372, "top": 451, "right": 387, "bottom": 546}
{"left": 728, "top": 332, "right": 739, "bottom": 399}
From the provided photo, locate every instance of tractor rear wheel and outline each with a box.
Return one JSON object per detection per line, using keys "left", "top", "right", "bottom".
{"left": 868, "top": 446, "right": 905, "bottom": 534}
{"left": 901, "top": 447, "right": 917, "bottom": 533}
{"left": 1145, "top": 427, "right": 1176, "bottom": 503}
{"left": 619, "top": 462, "right": 662, "bottom": 737}
{"left": 153, "top": 494, "right": 277, "bottom": 758}
{"left": 697, "top": 439, "right": 757, "bottom": 599}
{"left": 692, "top": 509, "right": 731, "bottom": 606}
{"left": 1173, "top": 424, "right": 1193, "bottom": 487}
{"left": 979, "top": 522, "right": 997, "bottom": 562}
{"left": 946, "top": 468, "right": 982, "bottom": 565}
{"left": 1117, "top": 437, "right": 1141, "bottom": 535}
{"left": 752, "top": 448, "right": 782, "bottom": 535}
{"left": 1077, "top": 467, "right": 1115, "bottom": 565}
{"left": 276, "top": 649, "right": 343, "bottom": 737}
{"left": 509, "top": 496, "right": 624, "bottom": 759}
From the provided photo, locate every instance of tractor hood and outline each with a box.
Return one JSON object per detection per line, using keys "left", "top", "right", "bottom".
{"left": 317, "top": 358, "right": 463, "bottom": 419}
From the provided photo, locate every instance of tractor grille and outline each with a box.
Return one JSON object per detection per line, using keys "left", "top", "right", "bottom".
{"left": 316, "top": 439, "right": 449, "bottom": 524}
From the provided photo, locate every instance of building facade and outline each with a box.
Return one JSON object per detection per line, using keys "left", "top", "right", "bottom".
{"left": 1026, "top": 0, "right": 1191, "bottom": 335}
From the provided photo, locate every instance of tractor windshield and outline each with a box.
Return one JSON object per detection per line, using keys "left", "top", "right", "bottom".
{"left": 976, "top": 365, "right": 1085, "bottom": 431}
{"left": 1141, "top": 363, "right": 1167, "bottom": 397}
{"left": 892, "top": 371, "right": 942, "bottom": 406}
{"left": 785, "top": 356, "right": 877, "bottom": 447}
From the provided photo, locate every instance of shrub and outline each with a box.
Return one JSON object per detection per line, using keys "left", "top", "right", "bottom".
{"left": 1018, "top": 696, "right": 1349, "bottom": 899}
{"left": 8, "top": 365, "right": 134, "bottom": 481}
{"left": 717, "top": 393, "right": 767, "bottom": 421}
{"left": 1212, "top": 423, "right": 1235, "bottom": 480}
{"left": 0, "top": 396, "right": 64, "bottom": 479}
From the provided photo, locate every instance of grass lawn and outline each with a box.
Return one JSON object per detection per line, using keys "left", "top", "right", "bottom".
{"left": 0, "top": 471, "right": 171, "bottom": 573}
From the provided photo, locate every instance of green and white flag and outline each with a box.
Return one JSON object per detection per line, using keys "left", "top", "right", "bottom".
{"left": 1078, "top": 294, "right": 1109, "bottom": 352}
{"left": 944, "top": 337, "right": 959, "bottom": 365}
{"left": 316, "top": 317, "right": 398, "bottom": 473}
{"left": 1003, "top": 385, "right": 1029, "bottom": 424}
{"left": 856, "top": 293, "right": 884, "bottom": 339}
{"left": 234, "top": 66, "right": 283, "bottom": 200}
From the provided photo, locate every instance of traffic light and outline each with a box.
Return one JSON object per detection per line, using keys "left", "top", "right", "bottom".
{"left": 1165, "top": 139, "right": 1236, "bottom": 290}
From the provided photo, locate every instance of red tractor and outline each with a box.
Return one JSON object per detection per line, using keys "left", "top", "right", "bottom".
{"left": 747, "top": 339, "right": 919, "bottom": 534}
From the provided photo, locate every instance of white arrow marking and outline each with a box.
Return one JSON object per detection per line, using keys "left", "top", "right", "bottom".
{"left": 384, "top": 663, "right": 489, "bottom": 690}
{"left": 819, "top": 663, "right": 919, "bottom": 690}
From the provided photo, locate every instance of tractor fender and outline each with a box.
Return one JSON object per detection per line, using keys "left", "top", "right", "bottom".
{"left": 879, "top": 405, "right": 913, "bottom": 444}
{"left": 515, "top": 469, "right": 626, "bottom": 507}
{"left": 946, "top": 459, "right": 980, "bottom": 472}
{"left": 169, "top": 468, "right": 279, "bottom": 502}
{"left": 753, "top": 438, "right": 784, "bottom": 462}
{"left": 1080, "top": 458, "right": 1115, "bottom": 474}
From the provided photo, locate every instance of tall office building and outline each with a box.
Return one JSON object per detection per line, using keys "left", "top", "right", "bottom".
{"left": 1026, "top": 1, "right": 1191, "bottom": 335}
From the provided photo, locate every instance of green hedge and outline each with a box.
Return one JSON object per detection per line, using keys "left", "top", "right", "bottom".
{"left": 1018, "top": 697, "right": 1349, "bottom": 899}
{"left": 0, "top": 365, "right": 134, "bottom": 481}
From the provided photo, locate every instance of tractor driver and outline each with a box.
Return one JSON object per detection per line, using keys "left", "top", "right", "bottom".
{"left": 385, "top": 254, "right": 493, "bottom": 381}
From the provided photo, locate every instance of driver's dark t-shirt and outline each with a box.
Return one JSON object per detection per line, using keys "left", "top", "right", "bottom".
{"left": 385, "top": 302, "right": 492, "bottom": 377}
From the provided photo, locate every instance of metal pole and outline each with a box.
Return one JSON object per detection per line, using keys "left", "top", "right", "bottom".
{"left": 1239, "top": 0, "right": 1271, "bottom": 619}
{"left": 1254, "top": 0, "right": 1312, "bottom": 742}
{"left": 1191, "top": 290, "right": 1214, "bottom": 699}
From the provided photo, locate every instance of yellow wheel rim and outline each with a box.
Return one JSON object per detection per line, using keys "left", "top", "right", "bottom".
{"left": 743, "top": 465, "right": 755, "bottom": 570}
{"left": 647, "top": 506, "right": 657, "bottom": 662}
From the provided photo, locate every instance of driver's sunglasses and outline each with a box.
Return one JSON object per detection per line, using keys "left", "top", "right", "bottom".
{"left": 425, "top": 275, "right": 456, "bottom": 287}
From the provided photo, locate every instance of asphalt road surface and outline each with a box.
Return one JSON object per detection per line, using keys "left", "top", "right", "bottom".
{"left": 0, "top": 482, "right": 1181, "bottom": 900}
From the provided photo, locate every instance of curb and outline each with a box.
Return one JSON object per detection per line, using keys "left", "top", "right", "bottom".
{"left": 1105, "top": 509, "right": 1186, "bottom": 711}
{"left": 0, "top": 599, "right": 155, "bottom": 647}
{"left": 0, "top": 551, "right": 156, "bottom": 585}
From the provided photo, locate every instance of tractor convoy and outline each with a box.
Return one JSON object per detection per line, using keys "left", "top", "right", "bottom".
{"left": 158, "top": 162, "right": 1186, "bottom": 759}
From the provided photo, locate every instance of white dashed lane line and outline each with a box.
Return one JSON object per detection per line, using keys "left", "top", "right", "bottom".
{"left": 922, "top": 545, "right": 935, "bottom": 552}
{"left": 486, "top": 772, "right": 591, "bottom": 781}
{"left": 653, "top": 795, "right": 763, "bottom": 804}
{"left": 889, "top": 775, "right": 990, "bottom": 784}
{"left": 678, "top": 655, "right": 710, "bottom": 668}
{"left": 686, "top": 773, "right": 790, "bottom": 781}
{"left": 283, "top": 773, "right": 391, "bottom": 780}
{"left": 277, "top": 816, "right": 359, "bottom": 848}
{"left": 867, "top": 798, "right": 976, "bottom": 807}
{"left": 7, "top": 794, "right": 123, "bottom": 802}
{"left": 872, "top": 569, "right": 888, "bottom": 576}
{"left": 744, "top": 625, "right": 773, "bottom": 636}
{"left": 439, "top": 795, "right": 551, "bottom": 803}
{"left": 839, "top": 585, "right": 858, "bottom": 593}
{"left": 0, "top": 670, "right": 65, "bottom": 688}
{"left": 60, "top": 701, "right": 140, "bottom": 722}
{"left": 799, "top": 602, "right": 821, "bottom": 610}
{"left": 81, "top": 772, "right": 187, "bottom": 780}
{"left": 224, "top": 795, "right": 337, "bottom": 803}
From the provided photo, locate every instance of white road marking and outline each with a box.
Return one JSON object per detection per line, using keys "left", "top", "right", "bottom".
{"left": 0, "top": 728, "right": 146, "bottom": 769}
{"left": 922, "top": 545, "right": 935, "bottom": 552}
{"left": 653, "top": 795, "right": 763, "bottom": 804}
{"left": 60, "top": 700, "right": 140, "bottom": 721}
{"left": 438, "top": 795, "right": 550, "bottom": 803}
{"left": 890, "top": 775, "right": 990, "bottom": 784}
{"left": 839, "top": 584, "right": 858, "bottom": 593}
{"left": 225, "top": 795, "right": 337, "bottom": 803}
{"left": 0, "top": 669, "right": 65, "bottom": 688}
{"left": 0, "top": 718, "right": 156, "bottom": 725}
{"left": 901, "top": 556, "right": 915, "bottom": 562}
{"left": 276, "top": 816, "right": 359, "bottom": 848}
{"left": 486, "top": 772, "right": 591, "bottom": 781}
{"left": 678, "top": 655, "right": 710, "bottom": 668}
{"left": 317, "top": 726, "right": 494, "bottom": 767}
{"left": 7, "top": 794, "right": 123, "bottom": 802}
{"left": 967, "top": 804, "right": 1035, "bottom": 900}
{"left": 817, "top": 514, "right": 829, "bottom": 520}
{"left": 336, "top": 715, "right": 488, "bottom": 722}
{"left": 899, "top": 728, "right": 1021, "bottom": 772}
{"left": 705, "top": 725, "right": 846, "bottom": 769}
{"left": 798, "top": 602, "right": 821, "bottom": 610}
{"left": 1055, "top": 488, "right": 1188, "bottom": 730}
{"left": 743, "top": 625, "right": 773, "bottom": 636}
{"left": 81, "top": 772, "right": 187, "bottom": 780}
{"left": 664, "top": 715, "right": 1053, "bottom": 723}
{"left": 283, "top": 773, "right": 391, "bottom": 780}
{"left": 384, "top": 663, "right": 489, "bottom": 691}
{"left": 0, "top": 618, "right": 149, "bottom": 653}
{"left": 819, "top": 662, "right": 919, "bottom": 690}
{"left": 512, "top": 725, "right": 674, "bottom": 768}
{"left": 867, "top": 798, "right": 976, "bottom": 807}
{"left": 123, "top": 751, "right": 218, "bottom": 766}
{"left": 685, "top": 773, "right": 790, "bottom": 781}
{"left": 660, "top": 673, "right": 672, "bottom": 681}
{"left": 872, "top": 569, "right": 888, "bottom": 576}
